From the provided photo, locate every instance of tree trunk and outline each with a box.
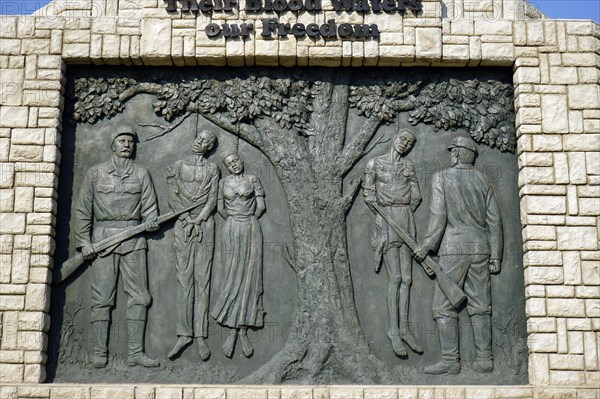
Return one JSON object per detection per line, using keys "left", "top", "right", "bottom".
{"left": 243, "top": 173, "right": 394, "bottom": 384}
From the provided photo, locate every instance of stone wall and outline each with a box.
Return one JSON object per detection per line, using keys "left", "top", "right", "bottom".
{"left": 0, "top": 0, "right": 598, "bottom": 395}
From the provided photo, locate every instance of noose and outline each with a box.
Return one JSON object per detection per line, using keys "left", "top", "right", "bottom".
{"left": 235, "top": 123, "right": 240, "bottom": 153}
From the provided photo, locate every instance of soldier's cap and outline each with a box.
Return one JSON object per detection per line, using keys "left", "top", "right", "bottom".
{"left": 111, "top": 125, "right": 138, "bottom": 143}
{"left": 448, "top": 136, "right": 477, "bottom": 153}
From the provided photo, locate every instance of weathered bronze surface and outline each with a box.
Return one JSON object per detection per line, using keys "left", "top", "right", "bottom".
{"left": 49, "top": 67, "right": 527, "bottom": 385}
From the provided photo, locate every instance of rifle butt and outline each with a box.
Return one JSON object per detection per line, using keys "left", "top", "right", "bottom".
{"left": 54, "top": 252, "right": 85, "bottom": 284}
{"left": 437, "top": 271, "right": 467, "bottom": 308}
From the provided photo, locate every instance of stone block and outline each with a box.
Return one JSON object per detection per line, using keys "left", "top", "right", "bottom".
{"left": 0, "top": 349, "right": 24, "bottom": 363}
{"left": 330, "top": 388, "right": 363, "bottom": 399}
{"left": 226, "top": 388, "right": 268, "bottom": 399}
{"left": 517, "top": 107, "right": 542, "bottom": 126}
{"left": 550, "top": 370, "right": 586, "bottom": 385}
{"left": 23, "top": 364, "right": 45, "bottom": 383}
{"left": 547, "top": 298, "right": 586, "bottom": 317}
{"left": 529, "top": 333, "right": 558, "bottom": 353}
{"left": 569, "top": 85, "right": 600, "bottom": 110}
{"left": 562, "top": 251, "right": 581, "bottom": 287}
{"left": 0, "top": 295, "right": 25, "bottom": 311}
{"left": 51, "top": 386, "right": 91, "bottom": 399}
{"left": 526, "top": 298, "right": 546, "bottom": 317}
{"left": 91, "top": 387, "right": 135, "bottom": 399}
{"left": 557, "top": 227, "right": 598, "bottom": 250}
{"left": 415, "top": 28, "right": 441, "bottom": 60}
{"left": 19, "top": 311, "right": 50, "bottom": 332}
{"left": 14, "top": 186, "right": 34, "bottom": 213}
{"left": 579, "top": 198, "right": 600, "bottom": 216}
{"left": 516, "top": 67, "right": 541, "bottom": 84}
{"left": 528, "top": 317, "right": 556, "bottom": 333}
{"left": 524, "top": 195, "right": 566, "bottom": 215}
{"left": 546, "top": 286, "right": 574, "bottom": 298}
{"left": 520, "top": 166, "right": 555, "bottom": 185}
{"left": 364, "top": 388, "right": 397, "bottom": 399}
{"left": 9, "top": 144, "right": 43, "bottom": 162}
{"left": 0, "top": 363, "right": 24, "bottom": 383}
{"left": 279, "top": 388, "right": 313, "bottom": 399}
{"left": 308, "top": 46, "right": 342, "bottom": 67}
{"left": 0, "top": 106, "right": 29, "bottom": 128}
{"left": 17, "top": 385, "right": 50, "bottom": 398}
{"left": 576, "top": 286, "right": 600, "bottom": 298}
{"left": 25, "top": 283, "right": 50, "bottom": 312}
{"left": 62, "top": 42, "right": 91, "bottom": 61}
{"left": 21, "top": 39, "right": 50, "bottom": 55}
{"left": 540, "top": 95, "right": 569, "bottom": 133}
{"left": 526, "top": 266, "right": 563, "bottom": 285}
{"left": 0, "top": 188, "right": 14, "bottom": 212}
{"left": 481, "top": 42, "right": 514, "bottom": 65}
{"left": 0, "top": 213, "right": 26, "bottom": 234}
{"left": 562, "top": 134, "right": 600, "bottom": 151}
{"left": 193, "top": 388, "right": 226, "bottom": 399}
{"left": 141, "top": 18, "right": 172, "bottom": 60}
{"left": 586, "top": 298, "right": 600, "bottom": 317}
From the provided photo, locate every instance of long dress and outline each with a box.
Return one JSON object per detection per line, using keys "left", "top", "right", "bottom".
{"left": 211, "top": 173, "right": 265, "bottom": 328}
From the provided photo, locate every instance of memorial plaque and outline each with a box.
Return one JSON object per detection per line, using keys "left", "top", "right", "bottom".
{"left": 48, "top": 66, "right": 527, "bottom": 385}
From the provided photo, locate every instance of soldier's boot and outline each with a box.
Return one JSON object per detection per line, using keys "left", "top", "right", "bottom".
{"left": 92, "top": 321, "right": 109, "bottom": 368}
{"left": 423, "top": 317, "right": 460, "bottom": 375}
{"left": 471, "top": 314, "right": 494, "bottom": 373}
{"left": 127, "top": 320, "right": 159, "bottom": 367}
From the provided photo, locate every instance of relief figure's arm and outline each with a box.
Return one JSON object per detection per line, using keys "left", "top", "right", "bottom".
{"left": 140, "top": 169, "right": 159, "bottom": 231}
{"left": 253, "top": 176, "right": 266, "bottom": 218}
{"left": 74, "top": 169, "right": 95, "bottom": 250}
{"left": 486, "top": 186, "right": 503, "bottom": 273}
{"left": 408, "top": 163, "right": 422, "bottom": 212}
{"left": 194, "top": 167, "right": 220, "bottom": 223}
{"left": 362, "top": 159, "right": 377, "bottom": 208}
{"left": 217, "top": 181, "right": 228, "bottom": 220}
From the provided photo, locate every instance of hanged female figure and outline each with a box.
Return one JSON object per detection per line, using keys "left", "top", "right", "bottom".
{"left": 212, "top": 152, "right": 266, "bottom": 358}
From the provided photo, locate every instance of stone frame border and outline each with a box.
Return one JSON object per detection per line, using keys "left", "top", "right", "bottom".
{"left": 0, "top": 1, "right": 598, "bottom": 396}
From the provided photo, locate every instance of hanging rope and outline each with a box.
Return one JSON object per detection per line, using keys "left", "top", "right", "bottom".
{"left": 235, "top": 122, "right": 240, "bottom": 153}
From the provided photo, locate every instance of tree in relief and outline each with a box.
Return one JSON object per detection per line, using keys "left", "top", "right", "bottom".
{"left": 71, "top": 68, "right": 515, "bottom": 383}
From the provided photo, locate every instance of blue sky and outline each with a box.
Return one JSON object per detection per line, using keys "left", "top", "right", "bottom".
{"left": 1, "top": 0, "right": 599, "bottom": 22}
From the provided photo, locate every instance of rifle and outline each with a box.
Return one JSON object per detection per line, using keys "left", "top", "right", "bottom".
{"left": 54, "top": 201, "right": 203, "bottom": 284}
{"left": 372, "top": 204, "right": 467, "bottom": 308}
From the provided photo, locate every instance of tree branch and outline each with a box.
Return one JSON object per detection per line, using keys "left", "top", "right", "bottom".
{"left": 142, "top": 111, "right": 192, "bottom": 141}
{"left": 337, "top": 117, "right": 382, "bottom": 175}
{"left": 119, "top": 82, "right": 163, "bottom": 102}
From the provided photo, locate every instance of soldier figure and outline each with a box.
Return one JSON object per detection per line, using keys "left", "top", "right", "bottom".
{"left": 75, "top": 125, "right": 160, "bottom": 368}
{"left": 166, "top": 130, "right": 220, "bottom": 360}
{"left": 414, "top": 136, "right": 503, "bottom": 375}
{"left": 363, "top": 130, "right": 423, "bottom": 357}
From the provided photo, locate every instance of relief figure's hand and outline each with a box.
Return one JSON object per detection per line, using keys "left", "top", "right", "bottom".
{"left": 489, "top": 259, "right": 501, "bottom": 274}
{"left": 145, "top": 218, "right": 160, "bottom": 232}
{"left": 81, "top": 244, "right": 96, "bottom": 260}
{"left": 413, "top": 245, "right": 429, "bottom": 263}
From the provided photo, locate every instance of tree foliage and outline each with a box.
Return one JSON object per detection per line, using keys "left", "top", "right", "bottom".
{"left": 71, "top": 70, "right": 516, "bottom": 152}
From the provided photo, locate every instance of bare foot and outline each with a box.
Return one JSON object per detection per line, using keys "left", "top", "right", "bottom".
{"left": 223, "top": 333, "right": 236, "bottom": 358}
{"left": 401, "top": 330, "right": 423, "bottom": 354}
{"left": 239, "top": 333, "right": 254, "bottom": 358}
{"left": 197, "top": 338, "right": 211, "bottom": 361}
{"left": 387, "top": 331, "right": 407, "bottom": 357}
{"left": 168, "top": 336, "right": 192, "bottom": 359}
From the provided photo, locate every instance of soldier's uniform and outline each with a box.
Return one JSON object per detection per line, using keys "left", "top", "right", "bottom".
{"left": 420, "top": 136, "right": 503, "bottom": 374}
{"left": 74, "top": 128, "right": 159, "bottom": 368}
